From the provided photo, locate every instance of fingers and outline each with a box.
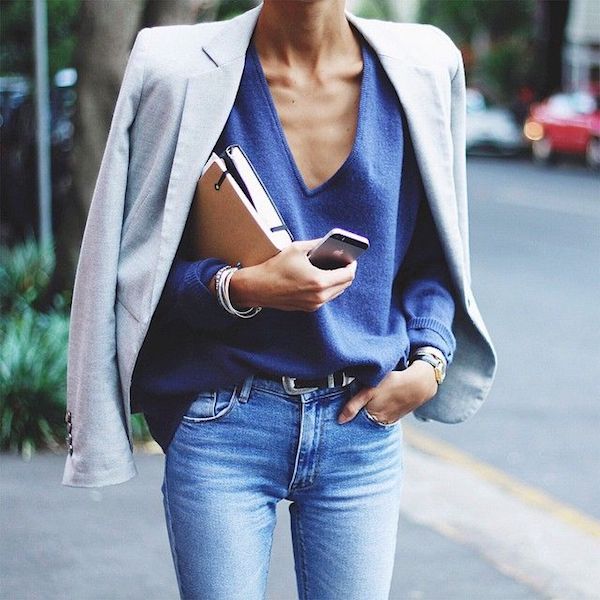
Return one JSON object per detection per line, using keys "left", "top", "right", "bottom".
{"left": 337, "top": 389, "right": 372, "bottom": 423}
{"left": 327, "top": 278, "right": 354, "bottom": 301}
{"left": 320, "top": 260, "right": 357, "bottom": 287}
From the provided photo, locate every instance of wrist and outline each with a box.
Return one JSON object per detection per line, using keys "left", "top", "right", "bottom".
{"left": 229, "top": 265, "right": 261, "bottom": 308}
{"left": 211, "top": 265, "right": 262, "bottom": 318}
{"left": 407, "top": 360, "right": 438, "bottom": 400}
{"left": 409, "top": 346, "right": 447, "bottom": 385}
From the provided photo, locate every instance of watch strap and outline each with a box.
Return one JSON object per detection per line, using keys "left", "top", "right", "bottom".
{"left": 409, "top": 347, "right": 446, "bottom": 384}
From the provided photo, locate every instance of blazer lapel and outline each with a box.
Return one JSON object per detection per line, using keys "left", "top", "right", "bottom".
{"left": 345, "top": 12, "right": 466, "bottom": 295}
{"left": 150, "top": 5, "right": 263, "bottom": 312}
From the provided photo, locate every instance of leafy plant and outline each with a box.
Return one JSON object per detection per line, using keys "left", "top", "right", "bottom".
{"left": 0, "top": 0, "right": 81, "bottom": 77}
{"left": 476, "top": 37, "right": 535, "bottom": 104}
{"left": 0, "top": 237, "right": 153, "bottom": 456}
{"left": 355, "top": 0, "right": 398, "bottom": 21}
{"left": 0, "top": 237, "right": 55, "bottom": 313}
{"left": 131, "top": 412, "right": 153, "bottom": 444}
{"left": 419, "top": 0, "right": 537, "bottom": 106}
{"left": 0, "top": 304, "right": 68, "bottom": 457}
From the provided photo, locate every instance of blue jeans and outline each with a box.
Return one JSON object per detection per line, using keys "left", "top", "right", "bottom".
{"left": 161, "top": 374, "right": 404, "bottom": 600}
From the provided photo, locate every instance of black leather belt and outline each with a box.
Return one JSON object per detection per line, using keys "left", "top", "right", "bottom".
{"left": 277, "top": 370, "right": 356, "bottom": 395}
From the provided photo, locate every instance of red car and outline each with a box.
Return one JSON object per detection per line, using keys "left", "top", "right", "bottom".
{"left": 524, "top": 91, "right": 600, "bottom": 169}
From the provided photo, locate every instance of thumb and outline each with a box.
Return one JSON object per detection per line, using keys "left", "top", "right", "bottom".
{"left": 293, "top": 238, "right": 323, "bottom": 254}
{"left": 337, "top": 389, "right": 372, "bottom": 424}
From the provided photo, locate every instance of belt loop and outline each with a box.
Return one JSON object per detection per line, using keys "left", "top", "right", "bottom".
{"left": 238, "top": 375, "right": 254, "bottom": 404}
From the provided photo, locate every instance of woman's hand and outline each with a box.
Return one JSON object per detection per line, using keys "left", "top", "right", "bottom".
{"left": 337, "top": 361, "right": 438, "bottom": 424}
{"left": 225, "top": 239, "right": 357, "bottom": 312}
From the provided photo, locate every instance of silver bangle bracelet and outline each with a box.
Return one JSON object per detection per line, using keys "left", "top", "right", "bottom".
{"left": 410, "top": 345, "right": 447, "bottom": 369}
{"left": 215, "top": 265, "right": 262, "bottom": 319}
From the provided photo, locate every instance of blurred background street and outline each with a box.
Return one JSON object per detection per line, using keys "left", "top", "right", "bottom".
{"left": 1, "top": 0, "right": 599, "bottom": 599}
{"left": 3, "top": 155, "right": 599, "bottom": 599}
{"left": 415, "top": 154, "right": 600, "bottom": 519}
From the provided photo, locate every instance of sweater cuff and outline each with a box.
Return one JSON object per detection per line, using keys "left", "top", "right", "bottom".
{"left": 406, "top": 317, "right": 456, "bottom": 365}
{"left": 177, "top": 259, "right": 240, "bottom": 329}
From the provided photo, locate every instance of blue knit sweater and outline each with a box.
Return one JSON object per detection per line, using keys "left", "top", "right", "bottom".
{"left": 132, "top": 32, "right": 457, "bottom": 450}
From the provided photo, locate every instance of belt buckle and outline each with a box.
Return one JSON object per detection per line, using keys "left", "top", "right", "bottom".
{"left": 282, "top": 372, "right": 355, "bottom": 395}
{"left": 341, "top": 372, "right": 355, "bottom": 386}
{"left": 282, "top": 376, "right": 319, "bottom": 395}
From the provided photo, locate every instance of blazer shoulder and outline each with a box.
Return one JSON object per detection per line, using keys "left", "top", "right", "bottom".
{"left": 351, "top": 16, "right": 460, "bottom": 76}
{"left": 135, "top": 20, "right": 225, "bottom": 78}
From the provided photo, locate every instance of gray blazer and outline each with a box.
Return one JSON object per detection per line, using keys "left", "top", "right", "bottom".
{"left": 62, "top": 3, "right": 497, "bottom": 487}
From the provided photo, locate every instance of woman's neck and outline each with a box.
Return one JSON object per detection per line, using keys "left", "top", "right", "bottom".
{"left": 252, "top": 0, "right": 359, "bottom": 74}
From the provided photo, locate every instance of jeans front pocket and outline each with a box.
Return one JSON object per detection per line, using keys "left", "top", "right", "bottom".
{"left": 181, "top": 386, "right": 239, "bottom": 423}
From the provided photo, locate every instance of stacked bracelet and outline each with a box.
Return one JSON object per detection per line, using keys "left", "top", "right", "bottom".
{"left": 410, "top": 345, "right": 447, "bottom": 368}
{"left": 409, "top": 345, "right": 447, "bottom": 385}
{"left": 214, "top": 264, "right": 262, "bottom": 319}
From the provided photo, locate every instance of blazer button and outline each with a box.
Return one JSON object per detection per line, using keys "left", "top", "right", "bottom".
{"left": 65, "top": 410, "right": 72, "bottom": 424}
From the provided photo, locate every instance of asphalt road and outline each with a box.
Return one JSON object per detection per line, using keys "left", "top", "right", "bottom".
{"left": 1, "top": 452, "right": 542, "bottom": 600}
{"left": 2, "top": 156, "right": 599, "bottom": 600}
{"left": 411, "top": 155, "right": 600, "bottom": 519}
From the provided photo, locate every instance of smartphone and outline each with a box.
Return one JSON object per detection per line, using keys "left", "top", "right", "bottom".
{"left": 307, "top": 228, "right": 370, "bottom": 270}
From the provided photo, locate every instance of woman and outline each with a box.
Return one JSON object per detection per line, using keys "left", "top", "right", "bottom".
{"left": 62, "top": 1, "right": 497, "bottom": 599}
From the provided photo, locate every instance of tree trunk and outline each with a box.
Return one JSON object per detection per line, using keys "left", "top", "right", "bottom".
{"left": 143, "top": 0, "right": 218, "bottom": 26}
{"left": 53, "top": 0, "right": 217, "bottom": 294}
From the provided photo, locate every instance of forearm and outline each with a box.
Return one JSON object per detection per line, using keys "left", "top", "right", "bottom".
{"left": 206, "top": 264, "right": 259, "bottom": 308}
{"left": 401, "top": 275, "right": 456, "bottom": 364}
{"left": 395, "top": 190, "right": 456, "bottom": 364}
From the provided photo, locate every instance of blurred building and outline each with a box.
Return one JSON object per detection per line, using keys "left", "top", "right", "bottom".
{"left": 564, "top": 0, "right": 600, "bottom": 93}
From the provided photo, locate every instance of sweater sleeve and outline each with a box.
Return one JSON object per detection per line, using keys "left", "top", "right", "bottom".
{"left": 152, "top": 246, "right": 241, "bottom": 332}
{"left": 395, "top": 132, "right": 457, "bottom": 365}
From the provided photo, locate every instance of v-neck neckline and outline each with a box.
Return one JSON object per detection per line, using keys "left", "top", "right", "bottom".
{"left": 249, "top": 35, "right": 368, "bottom": 197}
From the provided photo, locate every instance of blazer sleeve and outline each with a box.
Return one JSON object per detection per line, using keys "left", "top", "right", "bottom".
{"left": 412, "top": 42, "right": 474, "bottom": 423}
{"left": 62, "top": 29, "right": 148, "bottom": 487}
{"left": 449, "top": 46, "right": 472, "bottom": 288}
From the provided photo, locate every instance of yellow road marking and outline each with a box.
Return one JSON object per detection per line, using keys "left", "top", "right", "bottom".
{"left": 403, "top": 425, "right": 600, "bottom": 539}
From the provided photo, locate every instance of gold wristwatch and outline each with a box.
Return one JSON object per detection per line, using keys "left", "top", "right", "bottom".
{"left": 408, "top": 346, "right": 447, "bottom": 385}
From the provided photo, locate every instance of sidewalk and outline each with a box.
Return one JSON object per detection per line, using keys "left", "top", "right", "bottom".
{"left": 1, "top": 430, "right": 598, "bottom": 600}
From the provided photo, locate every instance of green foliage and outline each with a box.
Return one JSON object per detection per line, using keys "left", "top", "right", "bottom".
{"left": 0, "top": 0, "right": 81, "bottom": 77}
{"left": 0, "top": 236, "right": 55, "bottom": 314}
{"left": 419, "top": 0, "right": 534, "bottom": 46}
{"left": 355, "top": 0, "right": 397, "bottom": 21}
{"left": 0, "top": 303, "right": 68, "bottom": 456}
{"left": 215, "top": 0, "right": 257, "bottom": 21}
{"left": 0, "top": 238, "right": 67, "bottom": 456}
{"left": 131, "top": 412, "right": 153, "bottom": 443}
{"left": 420, "top": 0, "right": 536, "bottom": 105}
{"left": 477, "top": 37, "right": 535, "bottom": 104}
{"left": 0, "top": 237, "right": 152, "bottom": 457}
